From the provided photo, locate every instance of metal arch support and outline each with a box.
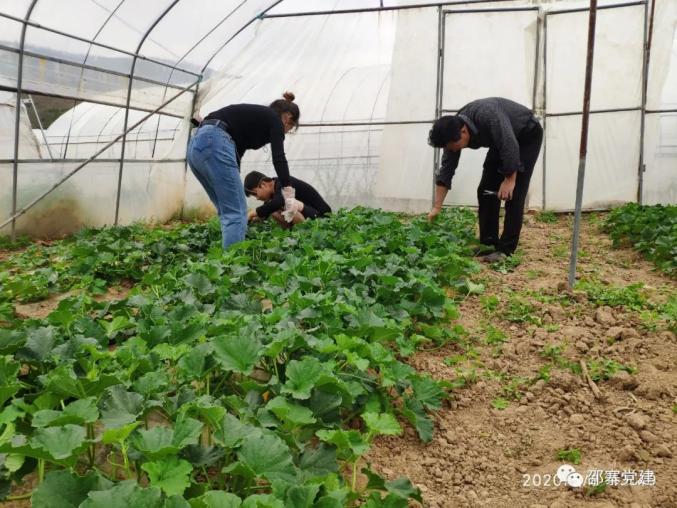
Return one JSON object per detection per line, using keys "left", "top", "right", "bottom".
{"left": 0, "top": 11, "right": 201, "bottom": 78}
{"left": 151, "top": 0, "right": 249, "bottom": 160}
{"left": 113, "top": 0, "right": 183, "bottom": 226}
{"left": 200, "top": 0, "right": 286, "bottom": 75}
{"left": 10, "top": 0, "right": 39, "bottom": 240}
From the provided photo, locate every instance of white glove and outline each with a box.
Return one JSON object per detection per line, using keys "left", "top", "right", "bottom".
{"left": 282, "top": 207, "right": 296, "bottom": 223}
{"left": 282, "top": 186, "right": 295, "bottom": 212}
{"left": 282, "top": 196, "right": 303, "bottom": 223}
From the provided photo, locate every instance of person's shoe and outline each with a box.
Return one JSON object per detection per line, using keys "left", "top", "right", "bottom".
{"left": 480, "top": 251, "right": 507, "bottom": 263}
{"left": 472, "top": 244, "right": 496, "bottom": 257}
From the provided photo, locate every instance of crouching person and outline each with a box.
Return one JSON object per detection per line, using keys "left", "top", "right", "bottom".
{"left": 244, "top": 171, "right": 331, "bottom": 228}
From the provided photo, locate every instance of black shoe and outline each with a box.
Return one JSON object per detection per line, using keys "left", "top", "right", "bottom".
{"left": 472, "top": 244, "right": 496, "bottom": 257}
{"left": 480, "top": 251, "right": 508, "bottom": 263}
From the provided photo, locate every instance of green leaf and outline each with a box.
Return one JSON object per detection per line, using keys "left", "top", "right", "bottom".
{"left": 184, "top": 273, "right": 214, "bottom": 295}
{"left": 189, "top": 491, "right": 242, "bottom": 508}
{"left": 132, "top": 426, "right": 174, "bottom": 458}
{"left": 362, "top": 412, "right": 402, "bottom": 436}
{"left": 30, "top": 424, "right": 87, "bottom": 460}
{"left": 240, "top": 494, "right": 284, "bottom": 508}
{"left": 363, "top": 492, "right": 408, "bottom": 508}
{"left": 80, "top": 481, "right": 164, "bottom": 508}
{"left": 132, "top": 416, "right": 202, "bottom": 458}
{"left": 177, "top": 343, "right": 215, "bottom": 381}
{"left": 102, "top": 422, "right": 141, "bottom": 445}
{"left": 385, "top": 477, "right": 423, "bottom": 502}
{"left": 33, "top": 398, "right": 99, "bottom": 427}
{"left": 401, "top": 397, "right": 433, "bottom": 442}
{"left": 31, "top": 470, "right": 112, "bottom": 508}
{"left": 64, "top": 397, "right": 99, "bottom": 422}
{"left": 212, "top": 335, "right": 261, "bottom": 375}
{"left": 266, "top": 397, "right": 316, "bottom": 426}
{"left": 0, "top": 329, "right": 25, "bottom": 355}
{"left": 284, "top": 484, "right": 320, "bottom": 508}
{"left": 282, "top": 357, "right": 323, "bottom": 400}
{"left": 16, "top": 327, "right": 56, "bottom": 363}
{"left": 316, "top": 429, "right": 369, "bottom": 459}
{"left": 298, "top": 443, "right": 338, "bottom": 478}
{"left": 142, "top": 457, "right": 193, "bottom": 497}
{"left": 491, "top": 398, "right": 509, "bottom": 410}
{"left": 212, "top": 413, "right": 261, "bottom": 449}
{"left": 99, "top": 316, "right": 133, "bottom": 339}
{"left": 411, "top": 377, "right": 444, "bottom": 410}
{"left": 173, "top": 415, "right": 203, "bottom": 448}
{"left": 3, "top": 453, "right": 24, "bottom": 473}
{"left": 133, "top": 371, "right": 170, "bottom": 396}
{"left": 181, "top": 445, "right": 224, "bottom": 468}
{"left": 236, "top": 434, "right": 296, "bottom": 482}
{"left": 99, "top": 385, "right": 144, "bottom": 428}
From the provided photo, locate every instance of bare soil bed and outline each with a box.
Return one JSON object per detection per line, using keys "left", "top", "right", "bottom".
{"left": 366, "top": 212, "right": 676, "bottom": 508}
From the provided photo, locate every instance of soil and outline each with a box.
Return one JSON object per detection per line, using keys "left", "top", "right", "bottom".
{"left": 365, "top": 212, "right": 676, "bottom": 508}
{"left": 13, "top": 284, "right": 132, "bottom": 320}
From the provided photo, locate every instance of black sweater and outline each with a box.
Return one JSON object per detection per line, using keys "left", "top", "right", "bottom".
{"left": 256, "top": 177, "right": 331, "bottom": 219}
{"left": 205, "top": 104, "right": 291, "bottom": 186}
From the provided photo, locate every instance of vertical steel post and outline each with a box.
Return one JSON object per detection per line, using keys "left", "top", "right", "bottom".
{"left": 432, "top": 6, "right": 445, "bottom": 206}
{"left": 568, "top": 0, "right": 598, "bottom": 288}
{"left": 114, "top": 0, "right": 182, "bottom": 225}
{"left": 10, "top": 0, "right": 39, "bottom": 239}
{"left": 637, "top": 0, "right": 655, "bottom": 205}
{"left": 542, "top": 13, "right": 548, "bottom": 210}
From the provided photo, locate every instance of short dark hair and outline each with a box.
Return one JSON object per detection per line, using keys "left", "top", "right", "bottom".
{"left": 244, "top": 171, "right": 272, "bottom": 196}
{"left": 428, "top": 115, "right": 464, "bottom": 147}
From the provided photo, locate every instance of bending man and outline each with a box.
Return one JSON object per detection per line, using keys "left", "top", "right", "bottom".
{"left": 427, "top": 97, "right": 543, "bottom": 262}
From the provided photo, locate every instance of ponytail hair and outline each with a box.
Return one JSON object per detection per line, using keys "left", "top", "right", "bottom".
{"left": 270, "top": 91, "right": 300, "bottom": 130}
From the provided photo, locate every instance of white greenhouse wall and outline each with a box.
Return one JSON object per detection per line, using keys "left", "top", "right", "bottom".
{"left": 0, "top": 0, "right": 675, "bottom": 237}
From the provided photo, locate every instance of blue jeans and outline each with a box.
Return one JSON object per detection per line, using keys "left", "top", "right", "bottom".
{"left": 187, "top": 124, "right": 247, "bottom": 249}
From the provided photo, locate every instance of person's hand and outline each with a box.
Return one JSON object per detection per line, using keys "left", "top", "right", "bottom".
{"left": 247, "top": 209, "right": 259, "bottom": 222}
{"left": 427, "top": 206, "right": 442, "bottom": 222}
{"left": 282, "top": 186, "right": 295, "bottom": 213}
{"left": 498, "top": 178, "right": 516, "bottom": 201}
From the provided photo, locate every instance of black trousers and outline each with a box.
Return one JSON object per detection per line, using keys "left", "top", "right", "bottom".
{"left": 477, "top": 121, "right": 543, "bottom": 255}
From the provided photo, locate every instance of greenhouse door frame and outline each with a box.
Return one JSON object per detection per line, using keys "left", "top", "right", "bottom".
{"left": 433, "top": 5, "right": 541, "bottom": 207}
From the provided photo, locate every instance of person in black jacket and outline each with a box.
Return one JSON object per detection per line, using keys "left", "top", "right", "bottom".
{"left": 187, "top": 92, "right": 299, "bottom": 248}
{"left": 244, "top": 171, "right": 331, "bottom": 228}
{"left": 427, "top": 97, "right": 543, "bottom": 262}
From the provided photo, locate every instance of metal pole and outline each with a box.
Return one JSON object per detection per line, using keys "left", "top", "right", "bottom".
{"left": 261, "top": 0, "right": 520, "bottom": 18}
{"left": 0, "top": 11, "right": 201, "bottom": 78}
{"left": 568, "top": 0, "right": 598, "bottom": 289}
{"left": 542, "top": 13, "right": 548, "bottom": 210}
{"left": 200, "top": 0, "right": 286, "bottom": 74}
{"left": 0, "top": 80, "right": 199, "bottom": 231}
{"left": 25, "top": 95, "right": 54, "bottom": 160}
{"left": 637, "top": 0, "right": 656, "bottom": 205}
{"left": 151, "top": 0, "right": 248, "bottom": 157}
{"left": 10, "top": 0, "right": 38, "bottom": 240}
{"left": 179, "top": 78, "right": 202, "bottom": 221}
{"left": 432, "top": 6, "right": 445, "bottom": 207}
{"left": 113, "top": 0, "right": 182, "bottom": 226}
{"left": 531, "top": 9, "right": 541, "bottom": 112}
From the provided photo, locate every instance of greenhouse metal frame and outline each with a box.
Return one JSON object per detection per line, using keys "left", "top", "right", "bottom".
{"left": 0, "top": 0, "right": 675, "bottom": 241}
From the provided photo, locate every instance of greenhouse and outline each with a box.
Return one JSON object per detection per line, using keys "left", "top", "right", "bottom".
{"left": 0, "top": 0, "right": 675, "bottom": 507}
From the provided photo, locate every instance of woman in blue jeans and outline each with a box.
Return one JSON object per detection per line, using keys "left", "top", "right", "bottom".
{"left": 187, "top": 92, "right": 299, "bottom": 249}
